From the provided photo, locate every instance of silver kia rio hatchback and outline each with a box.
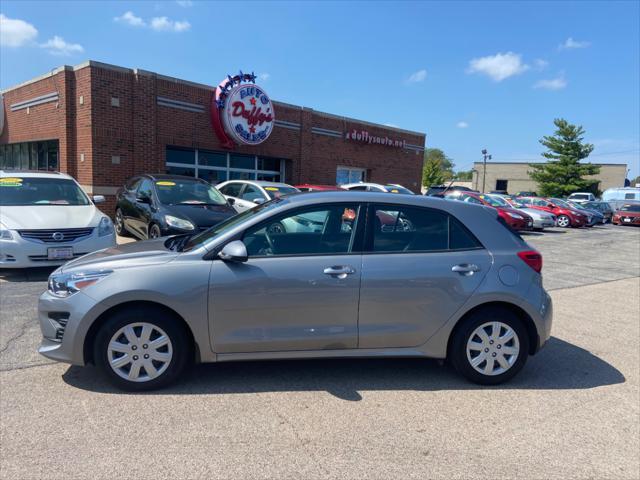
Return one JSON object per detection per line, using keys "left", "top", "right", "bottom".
{"left": 39, "top": 192, "right": 552, "bottom": 391}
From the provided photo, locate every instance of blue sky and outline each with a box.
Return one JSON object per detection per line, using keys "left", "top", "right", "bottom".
{"left": 1, "top": 1, "right": 639, "bottom": 178}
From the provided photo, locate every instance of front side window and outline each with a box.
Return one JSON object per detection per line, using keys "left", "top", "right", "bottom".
{"left": 241, "top": 185, "right": 265, "bottom": 202}
{"left": 154, "top": 179, "right": 227, "bottom": 206}
{"left": 0, "top": 177, "right": 90, "bottom": 206}
{"left": 137, "top": 179, "right": 154, "bottom": 199}
{"left": 243, "top": 204, "right": 360, "bottom": 257}
{"left": 370, "top": 204, "right": 482, "bottom": 253}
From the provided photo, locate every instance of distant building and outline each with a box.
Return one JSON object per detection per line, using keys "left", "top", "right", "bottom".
{"left": 472, "top": 162, "right": 628, "bottom": 194}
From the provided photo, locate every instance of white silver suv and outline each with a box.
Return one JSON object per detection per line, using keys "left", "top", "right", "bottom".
{"left": 567, "top": 192, "right": 596, "bottom": 203}
{"left": 216, "top": 180, "right": 299, "bottom": 213}
{"left": 0, "top": 171, "right": 116, "bottom": 268}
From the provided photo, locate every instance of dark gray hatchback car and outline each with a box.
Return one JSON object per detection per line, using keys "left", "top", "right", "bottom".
{"left": 39, "top": 192, "right": 552, "bottom": 390}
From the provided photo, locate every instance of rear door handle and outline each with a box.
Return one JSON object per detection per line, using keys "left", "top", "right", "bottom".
{"left": 452, "top": 264, "right": 480, "bottom": 275}
{"left": 323, "top": 265, "right": 355, "bottom": 279}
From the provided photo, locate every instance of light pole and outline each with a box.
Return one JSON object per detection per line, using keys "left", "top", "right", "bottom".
{"left": 481, "top": 149, "right": 492, "bottom": 193}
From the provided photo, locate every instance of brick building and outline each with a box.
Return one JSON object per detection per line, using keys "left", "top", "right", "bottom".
{"left": 0, "top": 61, "right": 426, "bottom": 214}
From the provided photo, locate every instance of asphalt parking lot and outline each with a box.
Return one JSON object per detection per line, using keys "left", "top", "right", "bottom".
{"left": 1, "top": 224, "right": 639, "bottom": 479}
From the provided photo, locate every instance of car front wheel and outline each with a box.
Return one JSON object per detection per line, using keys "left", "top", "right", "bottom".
{"left": 556, "top": 214, "right": 571, "bottom": 228}
{"left": 114, "top": 208, "right": 129, "bottom": 236}
{"left": 149, "top": 224, "right": 162, "bottom": 239}
{"left": 93, "top": 307, "right": 190, "bottom": 391}
{"left": 450, "top": 307, "right": 529, "bottom": 385}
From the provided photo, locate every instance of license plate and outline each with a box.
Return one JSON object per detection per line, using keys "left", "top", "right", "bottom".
{"left": 47, "top": 247, "right": 73, "bottom": 260}
{"left": 623, "top": 218, "right": 631, "bottom": 223}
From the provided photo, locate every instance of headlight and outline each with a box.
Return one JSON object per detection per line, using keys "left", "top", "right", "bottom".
{"left": 48, "top": 270, "right": 112, "bottom": 298}
{"left": 164, "top": 215, "right": 194, "bottom": 230}
{"left": 506, "top": 212, "right": 524, "bottom": 220}
{"left": 0, "top": 223, "right": 12, "bottom": 240}
{"left": 98, "top": 216, "right": 114, "bottom": 237}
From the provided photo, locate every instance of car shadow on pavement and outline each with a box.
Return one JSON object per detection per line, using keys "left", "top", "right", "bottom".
{"left": 0, "top": 267, "right": 56, "bottom": 283}
{"left": 62, "top": 336, "right": 625, "bottom": 401}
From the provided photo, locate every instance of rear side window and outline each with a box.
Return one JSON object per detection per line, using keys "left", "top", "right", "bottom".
{"left": 369, "top": 204, "right": 482, "bottom": 253}
{"left": 624, "top": 193, "right": 636, "bottom": 200}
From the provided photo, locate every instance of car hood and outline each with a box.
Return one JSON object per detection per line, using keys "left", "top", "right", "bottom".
{"left": 617, "top": 211, "right": 640, "bottom": 217}
{"left": 0, "top": 205, "right": 104, "bottom": 230}
{"left": 516, "top": 207, "right": 553, "bottom": 220}
{"left": 60, "top": 238, "right": 178, "bottom": 273}
{"left": 164, "top": 204, "right": 235, "bottom": 228}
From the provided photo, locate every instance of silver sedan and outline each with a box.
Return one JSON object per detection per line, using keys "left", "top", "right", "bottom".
{"left": 38, "top": 192, "right": 553, "bottom": 390}
{"left": 488, "top": 194, "right": 557, "bottom": 230}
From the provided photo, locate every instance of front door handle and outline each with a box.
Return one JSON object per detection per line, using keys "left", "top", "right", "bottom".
{"left": 323, "top": 265, "right": 355, "bottom": 279}
{"left": 452, "top": 264, "right": 480, "bottom": 276}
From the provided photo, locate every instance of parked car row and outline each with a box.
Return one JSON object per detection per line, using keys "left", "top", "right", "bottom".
{"left": 1, "top": 171, "right": 637, "bottom": 270}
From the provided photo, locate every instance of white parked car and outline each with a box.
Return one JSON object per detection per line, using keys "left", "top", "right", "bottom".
{"left": 0, "top": 171, "right": 116, "bottom": 268}
{"left": 340, "top": 182, "right": 415, "bottom": 194}
{"left": 567, "top": 192, "right": 596, "bottom": 203}
{"left": 216, "top": 180, "right": 300, "bottom": 213}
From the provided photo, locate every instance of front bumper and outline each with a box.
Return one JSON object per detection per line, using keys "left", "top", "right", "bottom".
{"left": 532, "top": 218, "right": 556, "bottom": 229}
{"left": 0, "top": 231, "right": 115, "bottom": 268}
{"left": 37, "top": 289, "right": 101, "bottom": 365}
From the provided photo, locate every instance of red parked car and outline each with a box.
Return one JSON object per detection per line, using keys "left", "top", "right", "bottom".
{"left": 612, "top": 204, "right": 640, "bottom": 226}
{"left": 295, "top": 184, "right": 345, "bottom": 192}
{"left": 444, "top": 191, "right": 533, "bottom": 231}
{"left": 517, "top": 196, "right": 588, "bottom": 228}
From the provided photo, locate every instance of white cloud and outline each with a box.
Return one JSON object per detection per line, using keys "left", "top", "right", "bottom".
{"left": 559, "top": 37, "right": 590, "bottom": 50}
{"left": 534, "top": 59, "right": 549, "bottom": 70}
{"left": 150, "top": 16, "right": 191, "bottom": 32}
{"left": 0, "top": 14, "right": 38, "bottom": 47}
{"left": 258, "top": 73, "right": 270, "bottom": 81}
{"left": 406, "top": 69, "right": 427, "bottom": 83}
{"left": 114, "top": 11, "right": 146, "bottom": 27}
{"left": 176, "top": 0, "right": 193, "bottom": 6}
{"left": 467, "top": 52, "right": 529, "bottom": 82}
{"left": 40, "top": 35, "right": 83, "bottom": 56}
{"left": 457, "top": 121, "right": 469, "bottom": 128}
{"left": 533, "top": 75, "right": 567, "bottom": 90}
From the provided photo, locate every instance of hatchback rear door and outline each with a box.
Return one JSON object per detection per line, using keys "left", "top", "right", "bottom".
{"left": 358, "top": 204, "right": 492, "bottom": 349}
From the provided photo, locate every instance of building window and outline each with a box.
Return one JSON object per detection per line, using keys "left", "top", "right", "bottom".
{"left": 336, "top": 166, "right": 366, "bottom": 185}
{"left": 165, "top": 147, "right": 285, "bottom": 185}
{"left": 495, "top": 179, "right": 508, "bottom": 191}
{"left": 0, "top": 140, "right": 59, "bottom": 171}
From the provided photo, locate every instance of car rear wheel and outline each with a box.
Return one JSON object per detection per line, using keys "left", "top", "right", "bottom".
{"left": 114, "top": 209, "right": 130, "bottom": 237}
{"left": 556, "top": 214, "right": 571, "bottom": 228}
{"left": 93, "top": 307, "right": 190, "bottom": 391}
{"left": 450, "top": 307, "right": 529, "bottom": 385}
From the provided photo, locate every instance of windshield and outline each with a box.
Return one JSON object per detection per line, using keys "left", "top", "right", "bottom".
{"left": 385, "top": 185, "right": 414, "bottom": 195}
{"left": 0, "top": 177, "right": 90, "bottom": 206}
{"left": 154, "top": 179, "right": 227, "bottom": 206}
{"left": 181, "top": 197, "right": 288, "bottom": 251}
{"left": 620, "top": 204, "right": 640, "bottom": 212}
{"left": 486, "top": 194, "right": 510, "bottom": 207}
{"left": 477, "top": 194, "right": 503, "bottom": 207}
{"left": 263, "top": 185, "right": 299, "bottom": 199}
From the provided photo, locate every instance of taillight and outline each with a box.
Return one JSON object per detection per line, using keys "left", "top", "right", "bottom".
{"left": 517, "top": 250, "right": 542, "bottom": 273}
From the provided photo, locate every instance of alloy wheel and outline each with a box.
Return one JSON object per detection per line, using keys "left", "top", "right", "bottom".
{"left": 557, "top": 215, "right": 570, "bottom": 228}
{"left": 149, "top": 224, "right": 161, "bottom": 238}
{"left": 115, "top": 210, "right": 125, "bottom": 235}
{"left": 107, "top": 322, "right": 173, "bottom": 382}
{"left": 466, "top": 321, "right": 520, "bottom": 376}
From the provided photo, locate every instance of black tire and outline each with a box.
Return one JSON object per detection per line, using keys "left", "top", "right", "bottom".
{"left": 556, "top": 214, "right": 571, "bottom": 228}
{"left": 449, "top": 306, "right": 530, "bottom": 385}
{"left": 148, "top": 223, "right": 162, "bottom": 239}
{"left": 93, "top": 306, "right": 191, "bottom": 391}
{"left": 267, "top": 221, "right": 286, "bottom": 234}
{"left": 114, "top": 208, "right": 130, "bottom": 237}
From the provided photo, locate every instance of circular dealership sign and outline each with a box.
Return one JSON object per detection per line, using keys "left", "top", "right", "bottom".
{"left": 222, "top": 83, "right": 274, "bottom": 145}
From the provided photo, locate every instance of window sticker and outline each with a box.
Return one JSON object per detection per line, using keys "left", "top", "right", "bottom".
{"left": 0, "top": 177, "right": 23, "bottom": 187}
{"left": 156, "top": 181, "right": 176, "bottom": 186}
{"left": 264, "top": 187, "right": 279, "bottom": 191}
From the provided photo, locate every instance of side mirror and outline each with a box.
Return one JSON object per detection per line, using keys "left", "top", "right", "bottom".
{"left": 218, "top": 240, "right": 248, "bottom": 263}
{"left": 136, "top": 193, "right": 151, "bottom": 204}
{"left": 93, "top": 195, "right": 106, "bottom": 204}
{"left": 253, "top": 198, "right": 265, "bottom": 205}
{"left": 227, "top": 197, "right": 235, "bottom": 205}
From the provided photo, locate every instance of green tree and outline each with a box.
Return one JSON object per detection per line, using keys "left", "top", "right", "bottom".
{"left": 455, "top": 170, "right": 474, "bottom": 181}
{"left": 422, "top": 156, "right": 445, "bottom": 187}
{"left": 422, "top": 148, "right": 454, "bottom": 186}
{"left": 529, "top": 118, "right": 599, "bottom": 197}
